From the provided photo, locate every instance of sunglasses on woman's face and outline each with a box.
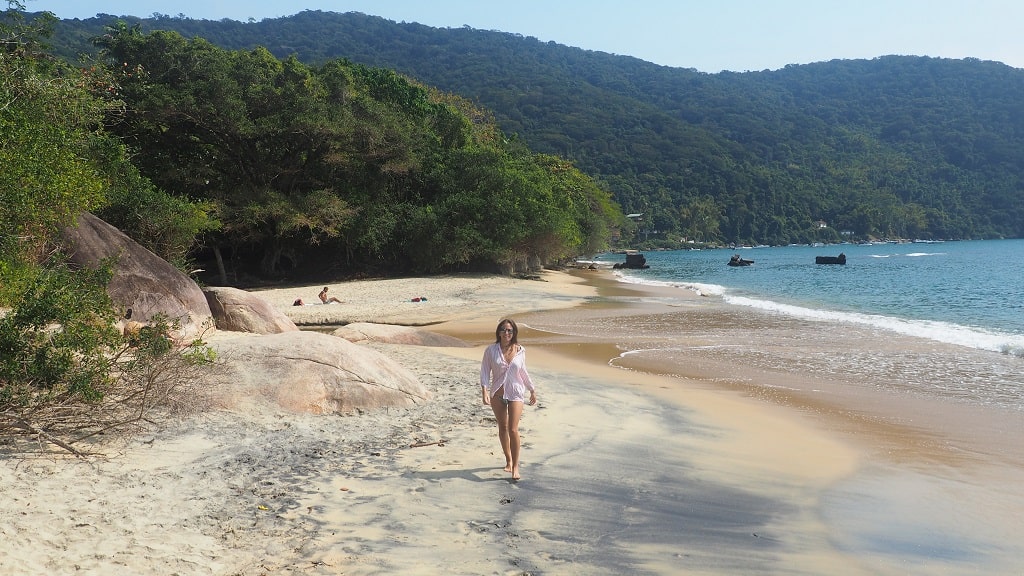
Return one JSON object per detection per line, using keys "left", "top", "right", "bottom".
{"left": 500, "top": 328, "right": 514, "bottom": 333}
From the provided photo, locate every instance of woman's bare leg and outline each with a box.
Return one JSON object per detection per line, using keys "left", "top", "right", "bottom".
{"left": 489, "top": 394, "right": 512, "bottom": 471}
{"left": 506, "top": 400, "right": 525, "bottom": 480}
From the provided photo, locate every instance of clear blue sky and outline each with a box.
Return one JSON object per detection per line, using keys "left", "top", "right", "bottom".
{"left": 21, "top": 0, "right": 1024, "bottom": 72}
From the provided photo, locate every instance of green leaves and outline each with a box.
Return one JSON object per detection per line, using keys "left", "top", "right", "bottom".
{"left": 0, "top": 261, "right": 118, "bottom": 402}
{"left": 0, "top": 55, "right": 107, "bottom": 264}
{"left": 95, "top": 26, "right": 620, "bottom": 277}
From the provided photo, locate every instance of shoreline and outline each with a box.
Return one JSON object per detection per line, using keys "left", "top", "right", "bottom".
{"left": 430, "top": 269, "right": 1024, "bottom": 574}
{"left": 2, "top": 269, "right": 1021, "bottom": 574}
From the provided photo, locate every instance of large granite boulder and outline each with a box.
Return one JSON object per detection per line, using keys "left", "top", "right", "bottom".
{"left": 204, "top": 286, "right": 298, "bottom": 334}
{"left": 205, "top": 331, "right": 432, "bottom": 414}
{"left": 60, "top": 212, "right": 213, "bottom": 339}
{"left": 332, "top": 322, "right": 471, "bottom": 347}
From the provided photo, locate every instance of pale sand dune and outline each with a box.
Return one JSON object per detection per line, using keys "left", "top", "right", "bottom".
{"left": 3, "top": 270, "right": 1015, "bottom": 574}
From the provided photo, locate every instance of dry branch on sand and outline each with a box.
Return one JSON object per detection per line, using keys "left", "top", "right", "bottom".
{"left": 0, "top": 324, "right": 216, "bottom": 457}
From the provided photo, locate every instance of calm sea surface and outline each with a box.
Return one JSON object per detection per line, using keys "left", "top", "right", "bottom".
{"left": 515, "top": 239, "right": 1024, "bottom": 573}
{"left": 566, "top": 239, "right": 1024, "bottom": 412}
{"left": 515, "top": 239, "right": 1024, "bottom": 574}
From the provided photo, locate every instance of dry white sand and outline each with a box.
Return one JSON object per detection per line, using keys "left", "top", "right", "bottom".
{"left": 256, "top": 271, "right": 597, "bottom": 327}
{"left": 0, "top": 271, "right": 621, "bottom": 575}
{"left": 6, "top": 269, "right": 1015, "bottom": 574}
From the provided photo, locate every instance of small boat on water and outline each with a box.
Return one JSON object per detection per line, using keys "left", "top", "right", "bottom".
{"left": 815, "top": 253, "right": 847, "bottom": 265}
{"left": 728, "top": 254, "right": 754, "bottom": 266}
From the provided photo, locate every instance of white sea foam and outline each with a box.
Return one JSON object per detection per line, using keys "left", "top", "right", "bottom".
{"left": 870, "top": 252, "right": 944, "bottom": 258}
{"left": 613, "top": 271, "right": 726, "bottom": 297}
{"left": 613, "top": 269, "right": 1023, "bottom": 357}
{"left": 724, "top": 294, "right": 1024, "bottom": 357}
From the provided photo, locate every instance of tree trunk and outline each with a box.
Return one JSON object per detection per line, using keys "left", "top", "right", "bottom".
{"left": 213, "top": 246, "right": 228, "bottom": 285}
{"left": 260, "top": 243, "right": 283, "bottom": 277}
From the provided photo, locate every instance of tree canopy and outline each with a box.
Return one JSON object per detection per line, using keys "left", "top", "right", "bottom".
{"left": 92, "top": 23, "right": 619, "bottom": 279}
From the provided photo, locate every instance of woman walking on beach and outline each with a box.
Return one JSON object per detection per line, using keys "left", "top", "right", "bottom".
{"left": 480, "top": 318, "right": 537, "bottom": 480}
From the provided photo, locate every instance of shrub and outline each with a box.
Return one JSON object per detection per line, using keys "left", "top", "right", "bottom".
{"left": 0, "top": 263, "right": 215, "bottom": 455}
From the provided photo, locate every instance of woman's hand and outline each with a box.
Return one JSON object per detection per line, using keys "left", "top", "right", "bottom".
{"left": 482, "top": 389, "right": 490, "bottom": 406}
{"left": 528, "top": 390, "right": 537, "bottom": 406}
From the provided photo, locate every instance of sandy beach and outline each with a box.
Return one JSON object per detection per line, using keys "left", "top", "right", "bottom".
{"left": 1, "top": 269, "right": 1021, "bottom": 575}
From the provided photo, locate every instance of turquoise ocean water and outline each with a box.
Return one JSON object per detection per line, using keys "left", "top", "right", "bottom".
{"left": 584, "top": 239, "right": 1024, "bottom": 411}
{"left": 607, "top": 239, "right": 1024, "bottom": 355}
{"left": 515, "top": 240, "right": 1024, "bottom": 573}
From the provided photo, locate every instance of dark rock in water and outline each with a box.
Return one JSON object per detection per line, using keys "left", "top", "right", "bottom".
{"left": 614, "top": 253, "right": 650, "bottom": 269}
{"left": 728, "top": 254, "right": 754, "bottom": 266}
{"left": 815, "top": 253, "right": 847, "bottom": 265}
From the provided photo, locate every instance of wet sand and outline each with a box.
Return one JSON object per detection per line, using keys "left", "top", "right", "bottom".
{"left": 460, "top": 270, "right": 1024, "bottom": 575}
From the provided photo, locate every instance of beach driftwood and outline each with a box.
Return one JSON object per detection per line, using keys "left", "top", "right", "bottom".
{"left": 409, "top": 440, "right": 447, "bottom": 448}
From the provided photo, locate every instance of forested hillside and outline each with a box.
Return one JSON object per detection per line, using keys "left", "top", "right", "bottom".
{"left": 6, "top": 8, "right": 618, "bottom": 288}
{"left": 45, "top": 10, "right": 1024, "bottom": 244}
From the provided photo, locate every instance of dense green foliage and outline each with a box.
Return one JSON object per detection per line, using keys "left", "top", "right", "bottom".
{"left": 1, "top": 27, "right": 103, "bottom": 275}
{"left": 1, "top": 11, "right": 214, "bottom": 277}
{"left": 41, "top": 10, "right": 1024, "bottom": 244}
{"left": 0, "top": 261, "right": 119, "bottom": 405}
{"left": 2, "top": 3, "right": 124, "bottom": 427}
{"left": 1, "top": 3, "right": 214, "bottom": 453}
{"left": 0, "top": 262, "right": 216, "bottom": 453}
{"left": 91, "top": 24, "right": 618, "bottom": 278}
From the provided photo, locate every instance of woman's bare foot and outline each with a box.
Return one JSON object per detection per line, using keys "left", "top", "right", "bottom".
{"left": 511, "top": 467, "right": 521, "bottom": 480}
{"left": 503, "top": 463, "right": 513, "bottom": 473}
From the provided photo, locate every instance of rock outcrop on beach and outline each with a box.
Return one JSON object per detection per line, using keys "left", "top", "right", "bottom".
{"left": 60, "top": 212, "right": 213, "bottom": 339}
{"left": 203, "top": 286, "right": 298, "bottom": 334}
{"left": 56, "top": 212, "right": 449, "bottom": 417}
{"left": 333, "top": 322, "right": 471, "bottom": 347}
{"left": 205, "top": 331, "right": 432, "bottom": 414}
